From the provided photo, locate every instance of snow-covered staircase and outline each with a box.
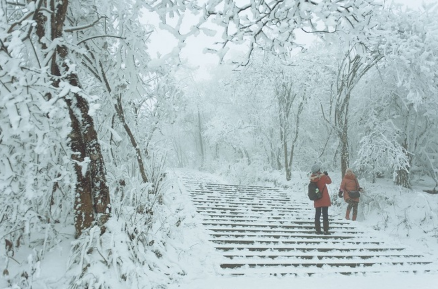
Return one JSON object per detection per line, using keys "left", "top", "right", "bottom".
{"left": 180, "top": 177, "right": 436, "bottom": 276}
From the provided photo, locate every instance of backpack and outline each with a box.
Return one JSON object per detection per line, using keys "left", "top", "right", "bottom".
{"left": 308, "top": 181, "right": 323, "bottom": 200}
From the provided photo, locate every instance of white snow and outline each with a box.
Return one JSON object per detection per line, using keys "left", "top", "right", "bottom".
{"left": 164, "top": 169, "right": 438, "bottom": 289}
{"left": 1, "top": 168, "right": 438, "bottom": 288}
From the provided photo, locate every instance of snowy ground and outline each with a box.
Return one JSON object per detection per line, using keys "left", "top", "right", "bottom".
{"left": 170, "top": 273, "right": 437, "bottom": 289}
{"left": 1, "top": 169, "right": 437, "bottom": 289}
{"left": 168, "top": 169, "right": 438, "bottom": 289}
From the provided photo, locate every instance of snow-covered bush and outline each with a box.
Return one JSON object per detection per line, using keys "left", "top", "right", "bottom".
{"left": 0, "top": 11, "right": 74, "bottom": 285}
{"left": 64, "top": 159, "right": 218, "bottom": 289}
{"left": 332, "top": 178, "right": 438, "bottom": 254}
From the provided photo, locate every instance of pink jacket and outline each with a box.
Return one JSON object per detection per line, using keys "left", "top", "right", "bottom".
{"left": 341, "top": 173, "right": 360, "bottom": 202}
{"left": 310, "top": 173, "right": 332, "bottom": 208}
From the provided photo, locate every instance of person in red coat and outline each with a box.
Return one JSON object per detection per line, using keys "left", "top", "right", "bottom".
{"left": 340, "top": 168, "right": 363, "bottom": 221}
{"left": 310, "top": 164, "right": 332, "bottom": 234}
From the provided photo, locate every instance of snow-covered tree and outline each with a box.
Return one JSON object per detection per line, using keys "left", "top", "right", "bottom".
{"left": 200, "top": 0, "right": 382, "bottom": 62}
{"left": 354, "top": 5, "right": 438, "bottom": 187}
{"left": 382, "top": 6, "right": 438, "bottom": 188}
{"left": 1, "top": 0, "right": 189, "bottom": 287}
{"left": 321, "top": 41, "right": 382, "bottom": 177}
{"left": 1, "top": 0, "right": 111, "bottom": 243}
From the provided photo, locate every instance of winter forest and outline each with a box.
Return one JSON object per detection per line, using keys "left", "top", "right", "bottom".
{"left": 1, "top": 0, "right": 438, "bottom": 288}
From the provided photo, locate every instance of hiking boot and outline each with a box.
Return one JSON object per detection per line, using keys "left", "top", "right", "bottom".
{"left": 345, "top": 209, "right": 351, "bottom": 220}
{"left": 315, "top": 220, "right": 321, "bottom": 234}
{"left": 323, "top": 221, "right": 330, "bottom": 235}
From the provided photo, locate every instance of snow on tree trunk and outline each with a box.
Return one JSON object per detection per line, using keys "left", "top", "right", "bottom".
{"left": 67, "top": 100, "right": 95, "bottom": 237}
{"left": 327, "top": 45, "right": 382, "bottom": 177}
{"left": 395, "top": 138, "right": 412, "bottom": 189}
{"left": 340, "top": 125, "right": 350, "bottom": 178}
{"left": 36, "top": 0, "right": 111, "bottom": 237}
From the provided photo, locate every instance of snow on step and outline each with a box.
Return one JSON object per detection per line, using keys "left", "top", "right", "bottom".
{"left": 181, "top": 177, "right": 436, "bottom": 276}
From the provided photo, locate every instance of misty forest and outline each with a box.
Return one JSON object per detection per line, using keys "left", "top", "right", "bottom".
{"left": 1, "top": 0, "right": 438, "bottom": 288}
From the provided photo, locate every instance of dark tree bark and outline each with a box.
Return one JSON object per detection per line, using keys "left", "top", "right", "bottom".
{"left": 395, "top": 138, "right": 412, "bottom": 188}
{"left": 67, "top": 100, "right": 94, "bottom": 237}
{"left": 340, "top": 124, "right": 350, "bottom": 179}
{"left": 35, "top": 0, "right": 111, "bottom": 237}
{"left": 276, "top": 80, "right": 302, "bottom": 181}
{"left": 323, "top": 47, "right": 382, "bottom": 178}
{"left": 197, "top": 108, "right": 205, "bottom": 167}
{"left": 96, "top": 59, "right": 150, "bottom": 184}
{"left": 114, "top": 94, "right": 149, "bottom": 183}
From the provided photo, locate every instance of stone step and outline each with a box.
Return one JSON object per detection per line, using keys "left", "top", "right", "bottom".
{"left": 201, "top": 218, "right": 319, "bottom": 224}
{"left": 202, "top": 225, "right": 355, "bottom": 232}
{"left": 205, "top": 227, "right": 361, "bottom": 235}
{"left": 199, "top": 214, "right": 341, "bottom": 220}
{"left": 196, "top": 206, "right": 286, "bottom": 211}
{"left": 181, "top": 178, "right": 435, "bottom": 276}
{"left": 190, "top": 187, "right": 281, "bottom": 192}
{"left": 191, "top": 199, "right": 308, "bottom": 209}
{"left": 202, "top": 222, "right": 356, "bottom": 229}
{"left": 190, "top": 194, "right": 293, "bottom": 201}
{"left": 193, "top": 204, "right": 312, "bottom": 212}
{"left": 190, "top": 188, "right": 286, "bottom": 192}
{"left": 198, "top": 213, "right": 318, "bottom": 219}
{"left": 195, "top": 208, "right": 314, "bottom": 214}
{"left": 222, "top": 252, "right": 424, "bottom": 260}
{"left": 214, "top": 244, "right": 407, "bottom": 252}
{"left": 220, "top": 264, "right": 432, "bottom": 276}
{"left": 208, "top": 232, "right": 359, "bottom": 239}
{"left": 195, "top": 206, "right": 312, "bottom": 213}
{"left": 219, "top": 256, "right": 432, "bottom": 268}
{"left": 194, "top": 184, "right": 280, "bottom": 189}
{"left": 198, "top": 215, "right": 319, "bottom": 221}
{"left": 191, "top": 194, "right": 293, "bottom": 200}
{"left": 199, "top": 216, "right": 348, "bottom": 225}
{"left": 190, "top": 192, "right": 290, "bottom": 198}
{"left": 211, "top": 238, "right": 385, "bottom": 245}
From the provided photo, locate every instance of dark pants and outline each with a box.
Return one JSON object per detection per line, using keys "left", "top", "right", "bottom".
{"left": 315, "top": 207, "right": 329, "bottom": 222}
{"left": 346, "top": 199, "right": 359, "bottom": 218}
{"left": 314, "top": 207, "right": 329, "bottom": 233}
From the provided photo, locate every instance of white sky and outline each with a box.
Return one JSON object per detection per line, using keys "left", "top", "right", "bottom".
{"left": 145, "top": 0, "right": 438, "bottom": 81}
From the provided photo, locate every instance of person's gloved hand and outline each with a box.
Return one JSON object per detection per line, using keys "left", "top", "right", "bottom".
{"left": 323, "top": 171, "right": 328, "bottom": 176}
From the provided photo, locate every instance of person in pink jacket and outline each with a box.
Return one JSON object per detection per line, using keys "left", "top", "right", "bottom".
{"left": 340, "top": 168, "right": 363, "bottom": 221}
{"left": 310, "top": 164, "right": 332, "bottom": 234}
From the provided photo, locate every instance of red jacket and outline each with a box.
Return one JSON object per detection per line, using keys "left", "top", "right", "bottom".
{"left": 341, "top": 173, "right": 360, "bottom": 202}
{"left": 310, "top": 173, "right": 332, "bottom": 208}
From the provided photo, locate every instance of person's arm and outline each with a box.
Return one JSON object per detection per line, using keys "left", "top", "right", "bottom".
{"left": 340, "top": 178, "right": 346, "bottom": 192}
{"left": 322, "top": 172, "right": 332, "bottom": 185}
{"left": 356, "top": 177, "right": 363, "bottom": 192}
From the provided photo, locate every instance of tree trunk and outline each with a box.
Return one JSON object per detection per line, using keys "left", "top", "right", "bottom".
{"left": 276, "top": 148, "right": 283, "bottom": 170}
{"left": 282, "top": 130, "right": 291, "bottom": 181}
{"left": 97, "top": 61, "right": 149, "bottom": 184}
{"left": 325, "top": 47, "right": 382, "bottom": 179}
{"left": 38, "top": 0, "right": 111, "bottom": 237}
{"left": 340, "top": 125, "right": 349, "bottom": 178}
{"left": 66, "top": 83, "right": 111, "bottom": 236}
{"left": 395, "top": 139, "right": 411, "bottom": 188}
{"left": 114, "top": 95, "right": 148, "bottom": 183}
{"left": 287, "top": 101, "right": 303, "bottom": 181}
{"left": 395, "top": 169, "right": 411, "bottom": 188}
{"left": 68, "top": 104, "right": 94, "bottom": 238}
{"left": 197, "top": 109, "right": 205, "bottom": 167}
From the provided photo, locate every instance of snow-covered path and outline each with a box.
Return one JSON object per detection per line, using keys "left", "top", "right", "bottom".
{"left": 170, "top": 171, "right": 438, "bottom": 288}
